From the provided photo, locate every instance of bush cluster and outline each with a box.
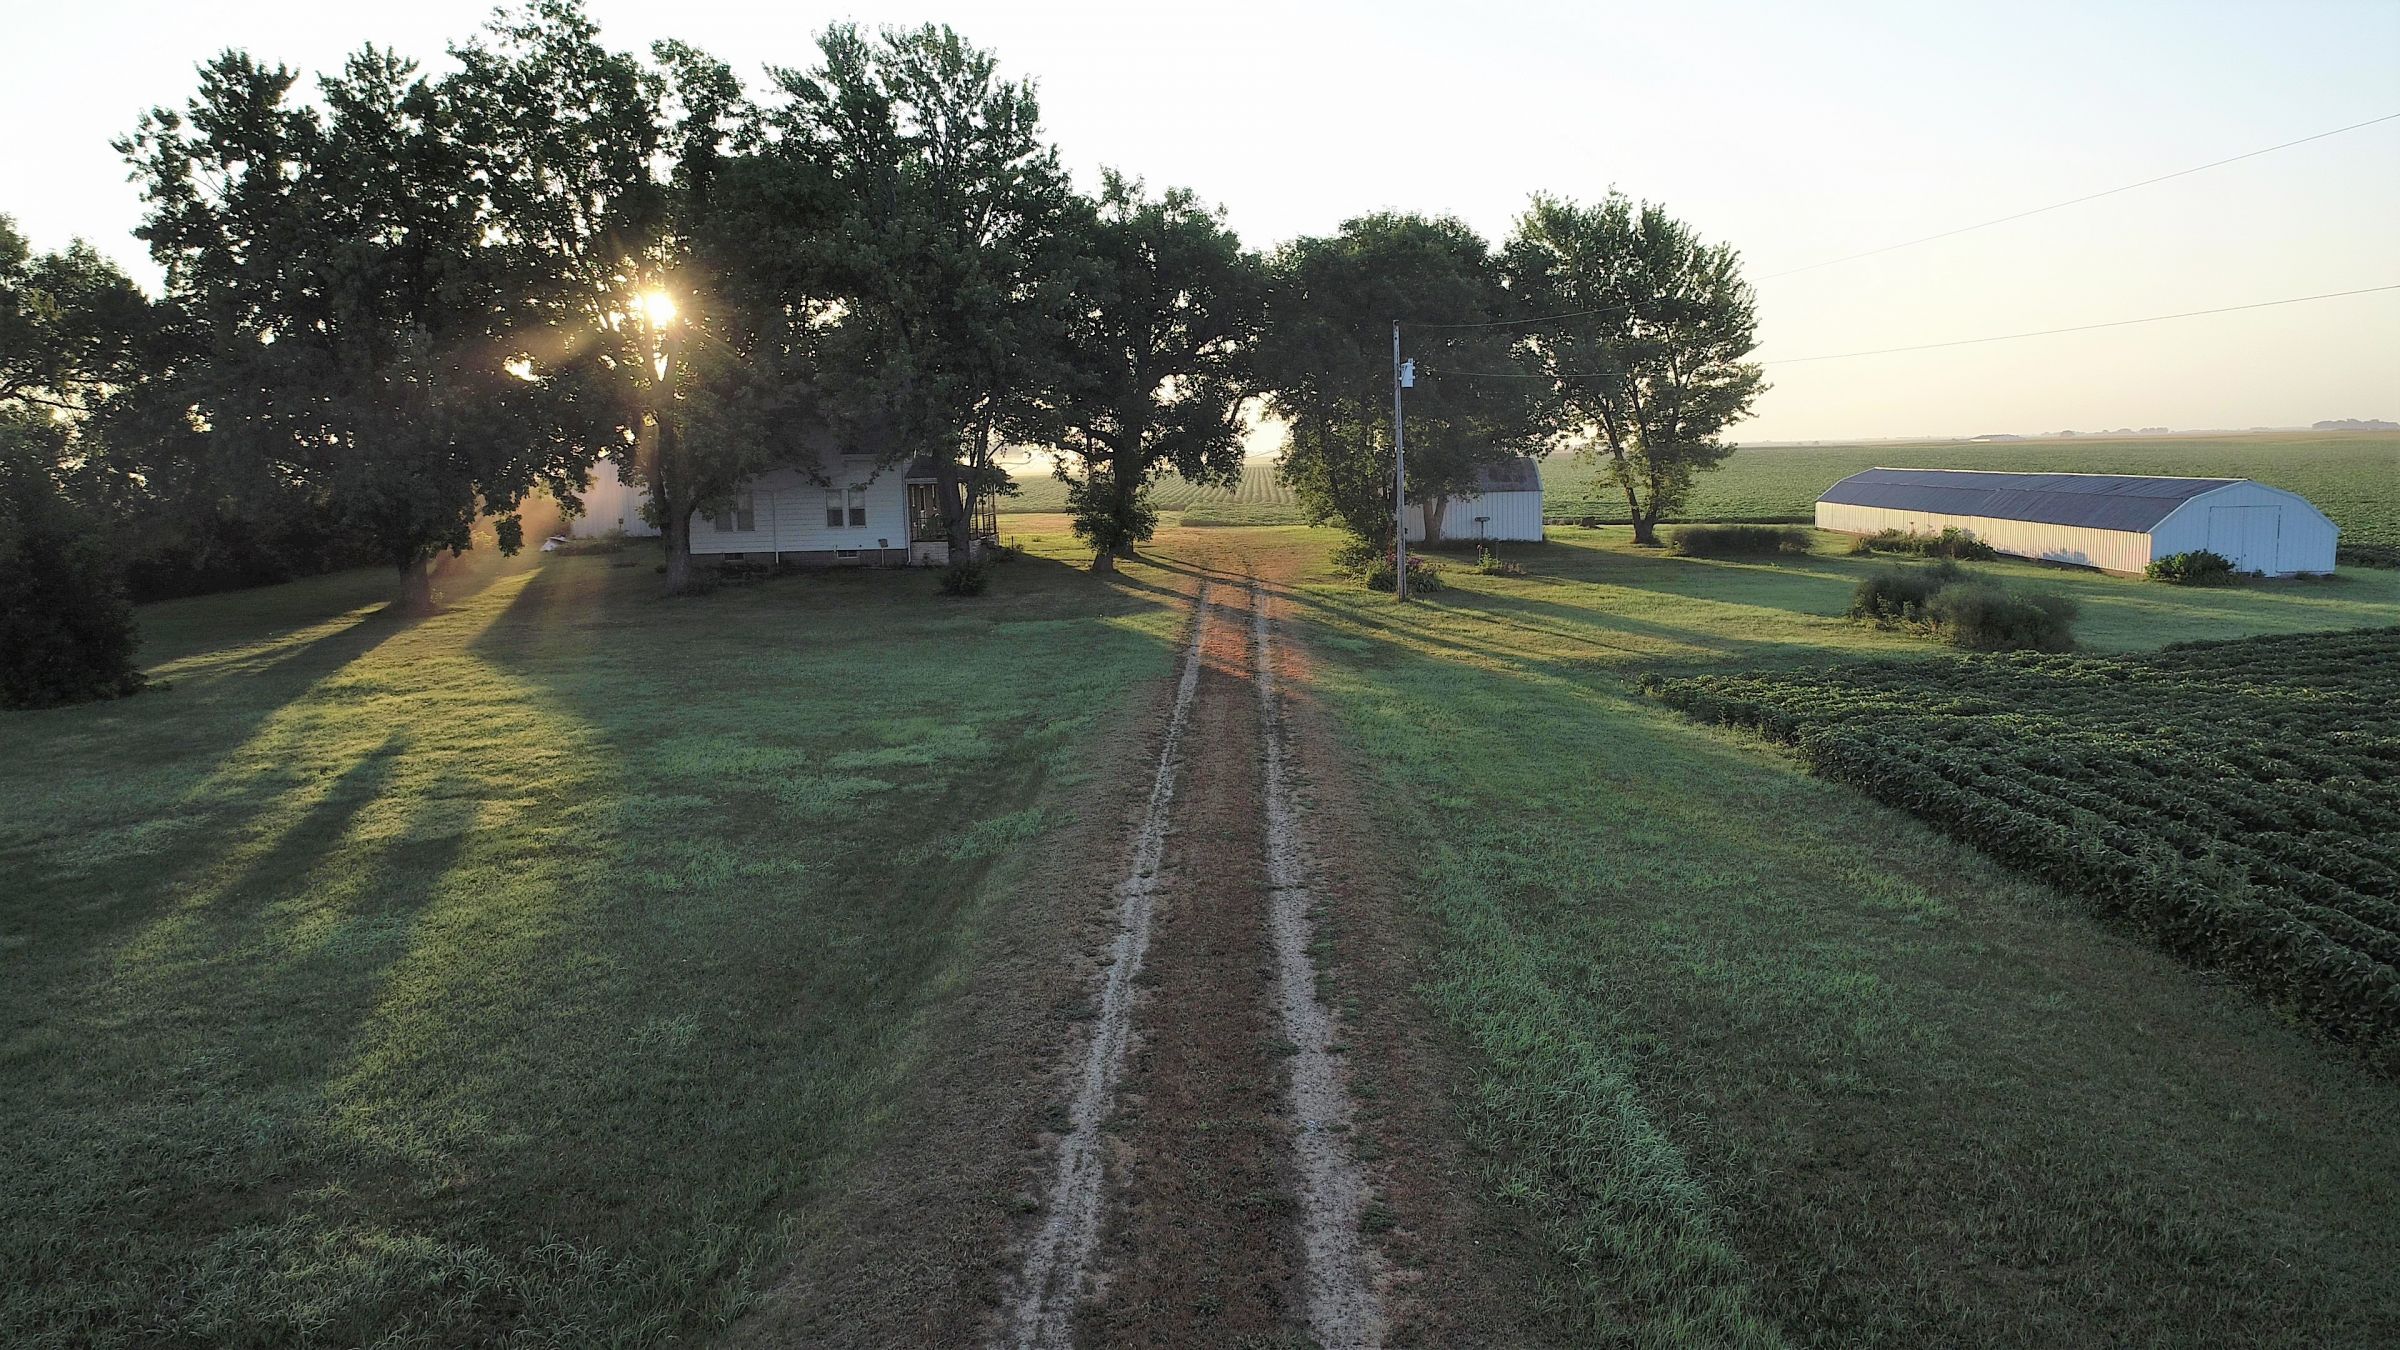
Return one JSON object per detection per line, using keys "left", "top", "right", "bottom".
{"left": 1362, "top": 553, "right": 1445, "bottom": 593}
{"left": 2144, "top": 550, "right": 2238, "bottom": 585}
{"left": 1848, "top": 560, "right": 2076, "bottom": 651}
{"left": 1847, "top": 526, "right": 1998, "bottom": 561}
{"left": 937, "top": 560, "right": 988, "bottom": 596}
{"left": 1668, "top": 524, "right": 1813, "bottom": 558}
{"left": 2336, "top": 543, "right": 2399, "bottom": 570}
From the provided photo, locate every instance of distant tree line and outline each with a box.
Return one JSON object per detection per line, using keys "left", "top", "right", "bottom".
{"left": 1, "top": 0, "right": 1761, "bottom": 707}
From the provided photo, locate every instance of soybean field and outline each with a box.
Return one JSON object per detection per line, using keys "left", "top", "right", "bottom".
{"left": 1645, "top": 625, "right": 2400, "bottom": 1063}
{"left": 999, "top": 460, "right": 1305, "bottom": 525}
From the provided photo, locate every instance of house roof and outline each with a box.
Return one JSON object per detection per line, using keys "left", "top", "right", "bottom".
{"left": 1818, "top": 467, "right": 2238, "bottom": 532}
{"left": 1471, "top": 458, "right": 1542, "bottom": 493}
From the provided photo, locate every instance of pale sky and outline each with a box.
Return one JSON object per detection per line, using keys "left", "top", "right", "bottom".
{"left": 7, "top": 0, "right": 2396, "bottom": 442}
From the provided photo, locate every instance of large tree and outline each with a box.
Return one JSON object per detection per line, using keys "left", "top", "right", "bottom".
{"left": 0, "top": 216, "right": 156, "bottom": 705}
{"left": 1260, "top": 213, "right": 1542, "bottom": 547}
{"left": 1037, "top": 173, "right": 1264, "bottom": 570}
{"left": 1503, "top": 193, "right": 1765, "bottom": 545}
{"left": 770, "top": 24, "right": 1077, "bottom": 560}
{"left": 120, "top": 48, "right": 560, "bottom": 612}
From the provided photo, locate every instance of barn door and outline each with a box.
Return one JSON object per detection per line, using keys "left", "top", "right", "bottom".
{"left": 2205, "top": 506, "right": 2279, "bottom": 572}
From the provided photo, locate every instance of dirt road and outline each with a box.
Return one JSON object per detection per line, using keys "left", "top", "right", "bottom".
{"left": 1003, "top": 549, "right": 1384, "bottom": 1348}
{"left": 731, "top": 531, "right": 1525, "bottom": 1348}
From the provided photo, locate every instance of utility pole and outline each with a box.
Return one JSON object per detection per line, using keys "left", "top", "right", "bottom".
{"left": 1392, "top": 320, "right": 1407, "bottom": 601}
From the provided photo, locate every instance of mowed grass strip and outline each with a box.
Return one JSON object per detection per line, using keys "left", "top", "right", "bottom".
{"left": 1285, "top": 526, "right": 2400, "bottom": 1346}
{"left": 0, "top": 542, "right": 1186, "bottom": 1347}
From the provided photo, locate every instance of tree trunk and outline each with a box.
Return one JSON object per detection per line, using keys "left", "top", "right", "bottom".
{"left": 662, "top": 502, "right": 696, "bottom": 594}
{"left": 1422, "top": 494, "right": 1447, "bottom": 546}
{"left": 1618, "top": 470, "right": 1659, "bottom": 546}
{"left": 1090, "top": 549, "right": 1117, "bottom": 573}
{"left": 396, "top": 555, "right": 435, "bottom": 616}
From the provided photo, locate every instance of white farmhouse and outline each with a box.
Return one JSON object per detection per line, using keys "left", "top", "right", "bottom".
{"left": 566, "top": 450, "right": 998, "bottom": 566}
{"left": 1814, "top": 468, "right": 2339, "bottom": 576}
{"left": 1403, "top": 458, "right": 1544, "bottom": 544}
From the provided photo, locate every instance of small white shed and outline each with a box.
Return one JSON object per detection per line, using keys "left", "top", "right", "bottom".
{"left": 1404, "top": 458, "right": 1544, "bottom": 543}
{"left": 1814, "top": 468, "right": 2339, "bottom": 576}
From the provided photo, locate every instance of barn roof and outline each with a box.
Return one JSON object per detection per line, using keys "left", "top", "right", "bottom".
{"left": 1818, "top": 467, "right": 2239, "bottom": 532}
{"left": 1472, "top": 458, "right": 1542, "bottom": 493}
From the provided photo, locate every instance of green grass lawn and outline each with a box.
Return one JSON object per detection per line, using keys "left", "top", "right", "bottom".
{"left": 1289, "top": 526, "right": 2400, "bottom": 1346}
{"left": 0, "top": 543, "right": 1186, "bottom": 1347}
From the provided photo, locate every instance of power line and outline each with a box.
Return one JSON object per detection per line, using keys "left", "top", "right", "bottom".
{"left": 1411, "top": 301, "right": 1639, "bottom": 332}
{"left": 1757, "top": 110, "right": 2400, "bottom": 281}
{"left": 1421, "top": 282, "right": 2400, "bottom": 378}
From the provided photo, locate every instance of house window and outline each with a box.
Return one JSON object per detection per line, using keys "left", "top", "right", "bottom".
{"left": 710, "top": 492, "right": 754, "bottom": 533}
{"left": 847, "top": 487, "right": 867, "bottom": 527}
{"left": 824, "top": 491, "right": 844, "bottom": 528}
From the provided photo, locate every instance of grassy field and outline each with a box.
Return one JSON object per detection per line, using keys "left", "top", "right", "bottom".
{"left": 1003, "top": 432, "right": 2400, "bottom": 545}
{"left": 1285, "top": 527, "right": 2400, "bottom": 1345}
{"left": 998, "top": 459, "right": 1301, "bottom": 525}
{"left": 0, "top": 544, "right": 1186, "bottom": 1346}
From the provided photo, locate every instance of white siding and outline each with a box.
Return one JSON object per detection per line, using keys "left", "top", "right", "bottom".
{"left": 1813, "top": 501, "right": 2156, "bottom": 573}
{"left": 569, "top": 464, "right": 659, "bottom": 538}
{"left": 2149, "top": 482, "right": 2338, "bottom": 575}
{"left": 687, "top": 460, "right": 914, "bottom": 559}
{"left": 1405, "top": 490, "right": 1544, "bottom": 542}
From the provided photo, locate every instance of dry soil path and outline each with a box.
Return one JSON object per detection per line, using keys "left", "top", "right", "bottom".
{"left": 1002, "top": 544, "right": 1384, "bottom": 1349}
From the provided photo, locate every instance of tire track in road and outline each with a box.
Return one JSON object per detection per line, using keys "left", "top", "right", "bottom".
{"left": 1003, "top": 583, "right": 1214, "bottom": 1350}
{"left": 1251, "top": 577, "right": 1385, "bottom": 1350}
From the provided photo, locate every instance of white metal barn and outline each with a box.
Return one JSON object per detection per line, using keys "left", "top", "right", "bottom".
{"left": 1814, "top": 468, "right": 2339, "bottom": 576}
{"left": 1404, "top": 458, "right": 1544, "bottom": 543}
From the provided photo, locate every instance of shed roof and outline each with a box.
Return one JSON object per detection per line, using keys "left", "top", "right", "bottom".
{"left": 1818, "top": 467, "right": 2239, "bottom": 532}
{"left": 1471, "top": 458, "right": 1542, "bottom": 493}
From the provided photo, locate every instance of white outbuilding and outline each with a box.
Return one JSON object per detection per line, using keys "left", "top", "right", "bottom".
{"left": 1404, "top": 458, "right": 1544, "bottom": 544}
{"left": 1815, "top": 467, "right": 2340, "bottom": 576}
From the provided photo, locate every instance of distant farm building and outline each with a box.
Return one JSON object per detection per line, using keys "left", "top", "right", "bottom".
{"left": 1404, "top": 458, "right": 1543, "bottom": 543}
{"left": 1815, "top": 468, "right": 2339, "bottom": 576}
{"left": 568, "top": 460, "right": 659, "bottom": 539}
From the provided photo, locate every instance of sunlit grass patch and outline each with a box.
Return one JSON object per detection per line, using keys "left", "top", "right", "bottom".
{"left": 0, "top": 542, "right": 1184, "bottom": 1346}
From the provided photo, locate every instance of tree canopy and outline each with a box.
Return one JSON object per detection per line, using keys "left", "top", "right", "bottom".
{"left": 1261, "top": 213, "right": 1544, "bottom": 546}
{"left": 1037, "top": 173, "right": 1264, "bottom": 568}
{"left": 1503, "top": 193, "right": 1765, "bottom": 544}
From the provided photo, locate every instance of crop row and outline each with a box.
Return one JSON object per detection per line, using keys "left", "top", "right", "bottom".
{"left": 1642, "top": 625, "right": 2400, "bottom": 1061}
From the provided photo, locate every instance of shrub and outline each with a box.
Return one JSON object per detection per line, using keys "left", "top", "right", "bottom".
{"left": 1473, "top": 545, "right": 1526, "bottom": 577}
{"left": 937, "top": 560, "right": 988, "bottom": 596}
{"left": 1847, "top": 560, "right": 1966, "bottom": 623}
{"left": 2336, "top": 543, "right": 2399, "bottom": 570}
{"left": 1851, "top": 527, "right": 1998, "bottom": 561}
{"left": 1, "top": 446, "right": 146, "bottom": 710}
{"left": 1924, "top": 582, "right": 2079, "bottom": 652}
{"left": 1668, "top": 524, "right": 1814, "bottom": 558}
{"left": 1849, "top": 560, "right": 2075, "bottom": 651}
{"left": 2145, "top": 550, "right": 2237, "bottom": 585}
{"left": 1329, "top": 538, "right": 1382, "bottom": 574}
{"left": 1363, "top": 553, "right": 1444, "bottom": 593}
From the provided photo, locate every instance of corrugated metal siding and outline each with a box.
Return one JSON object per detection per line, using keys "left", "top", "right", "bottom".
{"left": 1814, "top": 501, "right": 2156, "bottom": 573}
{"left": 1405, "top": 490, "right": 1544, "bottom": 542}
{"left": 2149, "top": 482, "right": 2339, "bottom": 574}
{"left": 1819, "top": 468, "right": 2234, "bottom": 531}
{"left": 569, "top": 464, "right": 660, "bottom": 537}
